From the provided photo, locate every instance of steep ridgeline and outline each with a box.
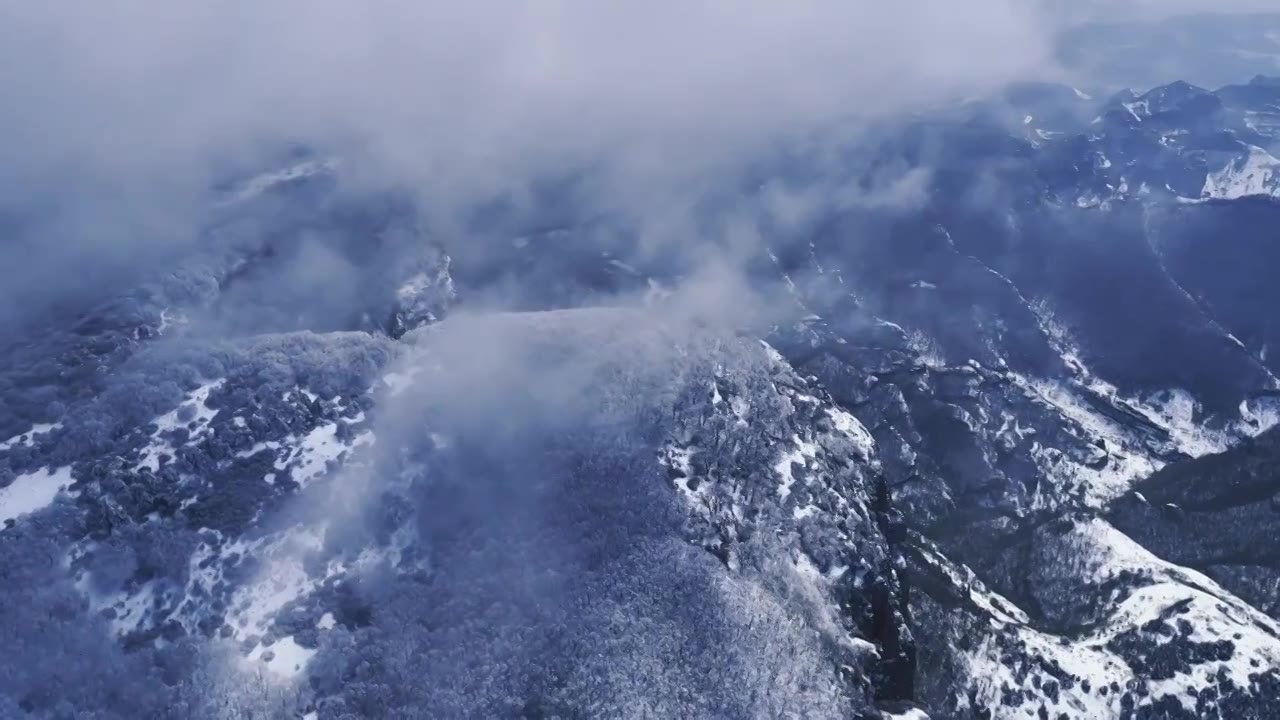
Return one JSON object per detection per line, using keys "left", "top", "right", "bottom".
{"left": 0, "top": 302, "right": 918, "bottom": 716}
{"left": 0, "top": 164, "right": 915, "bottom": 717}
{"left": 755, "top": 76, "right": 1280, "bottom": 719}
{"left": 2, "top": 76, "right": 1280, "bottom": 719}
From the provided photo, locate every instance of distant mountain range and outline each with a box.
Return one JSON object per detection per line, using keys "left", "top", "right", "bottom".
{"left": 1058, "top": 12, "right": 1280, "bottom": 91}
{"left": 3, "top": 52, "right": 1280, "bottom": 720}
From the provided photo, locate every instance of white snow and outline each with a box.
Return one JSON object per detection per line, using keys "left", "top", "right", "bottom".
{"left": 86, "top": 518, "right": 354, "bottom": 663}
{"left": 106, "top": 582, "right": 159, "bottom": 636}
{"left": 963, "top": 627, "right": 1128, "bottom": 719}
{"left": 155, "top": 308, "right": 188, "bottom": 335}
{"left": 1072, "top": 87, "right": 1093, "bottom": 101}
{"left": 792, "top": 505, "right": 818, "bottom": 520}
{"left": 663, "top": 444, "right": 711, "bottom": 512}
{"left": 247, "top": 636, "right": 316, "bottom": 679}
{"left": 1123, "top": 100, "right": 1149, "bottom": 121}
{"left": 1202, "top": 145, "right": 1280, "bottom": 200}
{"left": 229, "top": 526, "right": 335, "bottom": 637}
{"left": 1014, "top": 374, "right": 1267, "bottom": 505}
{"left": 1135, "top": 389, "right": 1229, "bottom": 456}
{"left": 1066, "top": 519, "right": 1280, "bottom": 712}
{"left": 0, "top": 465, "right": 73, "bottom": 525}
{"left": 875, "top": 318, "right": 906, "bottom": 333}
{"left": 137, "top": 380, "right": 225, "bottom": 472}
{"left": 235, "top": 440, "right": 281, "bottom": 459}
{"left": 1239, "top": 395, "right": 1280, "bottom": 433}
{"left": 774, "top": 435, "right": 818, "bottom": 501}
{"left": 935, "top": 527, "right": 1126, "bottom": 718}
{"left": 0, "top": 422, "right": 61, "bottom": 451}
{"left": 758, "top": 339, "right": 787, "bottom": 366}
{"left": 913, "top": 540, "right": 1030, "bottom": 626}
{"left": 91, "top": 532, "right": 247, "bottom": 638}
{"left": 827, "top": 407, "right": 876, "bottom": 459}
{"left": 906, "top": 331, "right": 946, "bottom": 369}
{"left": 952, "top": 516, "right": 1280, "bottom": 717}
{"left": 883, "top": 710, "right": 930, "bottom": 720}
{"left": 1014, "top": 311, "right": 1279, "bottom": 503}
{"left": 236, "top": 401, "right": 375, "bottom": 487}
{"left": 278, "top": 422, "right": 375, "bottom": 489}
{"left": 1015, "top": 375, "right": 1160, "bottom": 504}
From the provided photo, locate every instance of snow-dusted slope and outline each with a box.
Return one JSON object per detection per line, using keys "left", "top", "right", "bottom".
{"left": 6, "top": 74, "right": 1280, "bottom": 719}
{"left": 912, "top": 517, "right": 1280, "bottom": 719}
{"left": 1202, "top": 145, "right": 1280, "bottom": 199}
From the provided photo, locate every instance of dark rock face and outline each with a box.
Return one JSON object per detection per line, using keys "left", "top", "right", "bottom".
{"left": 4, "top": 75, "right": 1280, "bottom": 719}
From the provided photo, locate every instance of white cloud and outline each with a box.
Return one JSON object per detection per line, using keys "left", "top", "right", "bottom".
{"left": 0, "top": 1, "right": 1055, "bottom": 205}
{"left": 3, "top": 1, "right": 1267, "bottom": 323}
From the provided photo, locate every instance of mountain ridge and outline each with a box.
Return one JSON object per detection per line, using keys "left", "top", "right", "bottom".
{"left": 3, "top": 74, "right": 1280, "bottom": 718}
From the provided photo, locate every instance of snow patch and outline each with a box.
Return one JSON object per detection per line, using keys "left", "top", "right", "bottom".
{"left": 1016, "top": 375, "right": 1161, "bottom": 504}
{"left": 662, "top": 444, "right": 713, "bottom": 515}
{"left": 279, "top": 421, "right": 376, "bottom": 489}
{"left": 1202, "top": 145, "right": 1280, "bottom": 200}
{"left": 827, "top": 407, "right": 875, "bottom": 459}
{"left": 0, "top": 466, "right": 73, "bottom": 525}
{"left": 774, "top": 435, "right": 818, "bottom": 501}
{"left": 1123, "top": 100, "right": 1149, "bottom": 121}
{"left": 136, "top": 380, "right": 225, "bottom": 472}
{"left": 1066, "top": 519, "right": 1280, "bottom": 711}
{"left": 758, "top": 339, "right": 787, "bottom": 366}
{"left": 229, "top": 526, "right": 335, "bottom": 638}
{"left": 0, "top": 422, "right": 61, "bottom": 452}
{"left": 247, "top": 636, "right": 316, "bottom": 679}
{"left": 952, "top": 517, "right": 1280, "bottom": 717}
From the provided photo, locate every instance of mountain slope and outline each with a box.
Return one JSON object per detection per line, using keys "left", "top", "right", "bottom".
{"left": 3, "top": 75, "right": 1280, "bottom": 718}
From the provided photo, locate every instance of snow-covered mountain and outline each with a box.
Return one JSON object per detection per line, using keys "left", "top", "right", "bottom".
{"left": 3, "top": 74, "right": 1280, "bottom": 718}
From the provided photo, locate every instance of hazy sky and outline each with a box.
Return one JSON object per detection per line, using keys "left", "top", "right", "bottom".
{"left": 3, "top": 2, "right": 1273, "bottom": 202}
{"left": 0, "top": 2, "right": 1056, "bottom": 203}
{"left": 1049, "top": 0, "right": 1280, "bottom": 24}
{"left": 0, "top": 1, "right": 1271, "bottom": 325}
